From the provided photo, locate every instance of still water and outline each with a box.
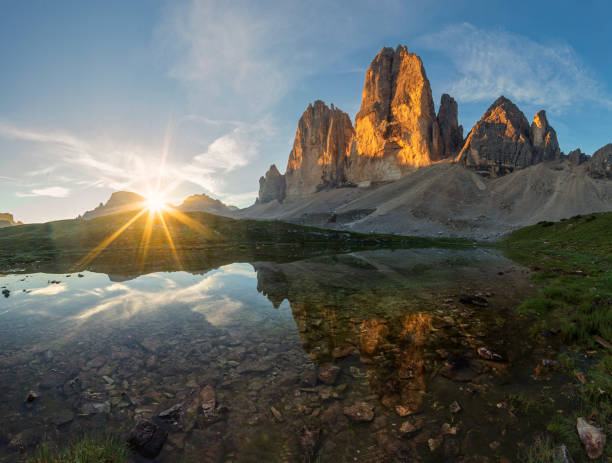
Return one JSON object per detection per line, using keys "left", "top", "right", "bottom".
{"left": 0, "top": 248, "right": 570, "bottom": 462}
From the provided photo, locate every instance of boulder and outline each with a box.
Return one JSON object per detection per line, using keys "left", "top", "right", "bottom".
{"left": 285, "top": 101, "right": 354, "bottom": 200}
{"left": 128, "top": 419, "right": 167, "bottom": 458}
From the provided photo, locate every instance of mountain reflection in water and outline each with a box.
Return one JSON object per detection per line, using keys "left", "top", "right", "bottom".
{"left": 0, "top": 248, "right": 569, "bottom": 463}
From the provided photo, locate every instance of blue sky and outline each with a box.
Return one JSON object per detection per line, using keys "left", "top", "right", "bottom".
{"left": 1, "top": 0, "right": 611, "bottom": 223}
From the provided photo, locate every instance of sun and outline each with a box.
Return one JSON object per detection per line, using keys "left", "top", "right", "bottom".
{"left": 144, "top": 192, "right": 166, "bottom": 213}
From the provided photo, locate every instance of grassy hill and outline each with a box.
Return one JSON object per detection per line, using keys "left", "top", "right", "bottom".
{"left": 0, "top": 210, "right": 471, "bottom": 274}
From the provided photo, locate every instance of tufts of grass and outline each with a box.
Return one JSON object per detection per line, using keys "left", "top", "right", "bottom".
{"left": 28, "top": 436, "right": 127, "bottom": 463}
{"left": 502, "top": 212, "right": 612, "bottom": 460}
{"left": 521, "top": 435, "right": 557, "bottom": 463}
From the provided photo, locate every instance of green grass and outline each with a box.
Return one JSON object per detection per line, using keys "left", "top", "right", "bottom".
{"left": 28, "top": 436, "right": 127, "bottom": 463}
{"left": 0, "top": 210, "right": 472, "bottom": 275}
{"left": 502, "top": 212, "right": 612, "bottom": 460}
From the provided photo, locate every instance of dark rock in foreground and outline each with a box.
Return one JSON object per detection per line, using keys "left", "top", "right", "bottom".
{"left": 128, "top": 419, "right": 167, "bottom": 458}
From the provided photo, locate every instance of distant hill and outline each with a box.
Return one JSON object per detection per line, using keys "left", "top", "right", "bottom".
{"left": 0, "top": 213, "right": 23, "bottom": 228}
{"left": 176, "top": 193, "right": 234, "bottom": 217}
{"left": 81, "top": 191, "right": 146, "bottom": 220}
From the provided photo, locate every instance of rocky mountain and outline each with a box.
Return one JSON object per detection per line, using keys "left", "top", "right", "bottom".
{"left": 347, "top": 46, "right": 446, "bottom": 184}
{"left": 457, "top": 97, "right": 561, "bottom": 177}
{"left": 588, "top": 144, "right": 612, "bottom": 179}
{"left": 567, "top": 148, "right": 589, "bottom": 166}
{"left": 437, "top": 94, "right": 463, "bottom": 158}
{"left": 176, "top": 193, "right": 233, "bottom": 216}
{"left": 82, "top": 191, "right": 146, "bottom": 220}
{"left": 284, "top": 101, "right": 355, "bottom": 200}
{"left": 0, "top": 213, "right": 23, "bottom": 228}
{"left": 254, "top": 44, "right": 610, "bottom": 218}
{"left": 257, "top": 164, "right": 286, "bottom": 204}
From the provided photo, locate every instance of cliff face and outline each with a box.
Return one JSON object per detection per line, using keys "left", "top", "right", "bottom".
{"left": 531, "top": 110, "right": 561, "bottom": 163}
{"left": 257, "top": 164, "right": 286, "bottom": 204}
{"left": 437, "top": 94, "right": 463, "bottom": 157}
{"left": 347, "top": 46, "right": 444, "bottom": 184}
{"left": 252, "top": 45, "right": 611, "bottom": 205}
{"left": 0, "top": 213, "right": 23, "bottom": 228}
{"left": 588, "top": 144, "right": 612, "bottom": 179}
{"left": 458, "top": 97, "right": 560, "bottom": 177}
{"left": 284, "top": 100, "right": 354, "bottom": 200}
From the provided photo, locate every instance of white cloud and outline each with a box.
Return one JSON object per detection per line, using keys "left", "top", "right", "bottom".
{"left": 0, "top": 117, "right": 274, "bottom": 202}
{"left": 16, "top": 186, "right": 71, "bottom": 198}
{"left": 418, "top": 23, "right": 612, "bottom": 111}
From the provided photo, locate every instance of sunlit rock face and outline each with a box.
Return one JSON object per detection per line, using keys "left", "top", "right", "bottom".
{"left": 82, "top": 191, "right": 145, "bottom": 220}
{"left": 530, "top": 110, "right": 561, "bottom": 162}
{"left": 347, "top": 46, "right": 443, "bottom": 184}
{"left": 588, "top": 143, "right": 612, "bottom": 179}
{"left": 436, "top": 94, "right": 463, "bottom": 157}
{"left": 0, "top": 213, "right": 22, "bottom": 228}
{"left": 257, "top": 164, "right": 286, "bottom": 204}
{"left": 458, "top": 97, "right": 560, "bottom": 177}
{"left": 284, "top": 101, "right": 354, "bottom": 200}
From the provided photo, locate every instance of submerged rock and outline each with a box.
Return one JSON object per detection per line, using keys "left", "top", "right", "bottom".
{"left": 128, "top": 419, "right": 167, "bottom": 458}
{"left": 477, "top": 347, "right": 503, "bottom": 362}
{"left": 25, "top": 391, "right": 39, "bottom": 403}
{"left": 576, "top": 417, "right": 605, "bottom": 459}
{"left": 298, "top": 425, "right": 321, "bottom": 458}
{"left": 317, "top": 364, "right": 341, "bottom": 385}
{"left": 343, "top": 402, "right": 374, "bottom": 422}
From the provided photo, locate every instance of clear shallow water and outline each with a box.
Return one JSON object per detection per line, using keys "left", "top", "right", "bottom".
{"left": 0, "top": 249, "right": 570, "bottom": 462}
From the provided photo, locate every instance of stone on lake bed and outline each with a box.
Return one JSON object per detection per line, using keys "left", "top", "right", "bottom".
{"left": 332, "top": 345, "right": 356, "bottom": 359}
{"left": 449, "top": 401, "right": 461, "bottom": 413}
{"left": 128, "top": 419, "right": 167, "bottom": 458}
{"left": 25, "top": 390, "right": 39, "bottom": 402}
{"left": 200, "top": 385, "right": 216, "bottom": 417}
{"left": 343, "top": 402, "right": 374, "bottom": 422}
{"left": 298, "top": 425, "right": 321, "bottom": 457}
{"left": 270, "top": 406, "right": 283, "bottom": 421}
{"left": 317, "top": 364, "right": 341, "bottom": 385}
{"left": 399, "top": 417, "right": 423, "bottom": 435}
{"left": 50, "top": 409, "right": 74, "bottom": 426}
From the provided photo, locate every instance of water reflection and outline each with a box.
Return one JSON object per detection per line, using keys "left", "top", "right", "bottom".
{"left": 0, "top": 248, "right": 564, "bottom": 462}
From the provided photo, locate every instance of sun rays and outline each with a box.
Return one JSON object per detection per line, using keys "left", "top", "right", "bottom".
{"left": 75, "top": 196, "right": 213, "bottom": 273}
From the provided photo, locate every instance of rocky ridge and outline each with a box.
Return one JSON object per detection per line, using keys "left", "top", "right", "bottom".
{"left": 256, "top": 45, "right": 609, "bottom": 204}
{"left": 82, "top": 191, "right": 146, "bottom": 220}
{"left": 177, "top": 194, "right": 234, "bottom": 217}
{"left": 0, "top": 213, "right": 23, "bottom": 228}
{"left": 457, "top": 97, "right": 561, "bottom": 177}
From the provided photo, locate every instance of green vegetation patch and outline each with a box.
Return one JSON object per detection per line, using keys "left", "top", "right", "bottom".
{"left": 29, "top": 436, "right": 127, "bottom": 463}
{"left": 502, "top": 212, "right": 612, "bottom": 460}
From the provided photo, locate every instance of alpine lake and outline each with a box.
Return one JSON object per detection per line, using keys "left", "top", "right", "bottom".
{"left": 0, "top": 246, "right": 577, "bottom": 462}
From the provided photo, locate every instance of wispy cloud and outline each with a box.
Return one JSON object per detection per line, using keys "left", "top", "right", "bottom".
{"left": 418, "top": 23, "right": 612, "bottom": 112}
{"left": 0, "top": 116, "right": 274, "bottom": 202}
{"left": 16, "top": 186, "right": 71, "bottom": 198}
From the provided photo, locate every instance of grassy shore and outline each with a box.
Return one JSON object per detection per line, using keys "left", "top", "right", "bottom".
{"left": 502, "top": 212, "right": 611, "bottom": 460}
{"left": 0, "top": 210, "right": 472, "bottom": 274}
